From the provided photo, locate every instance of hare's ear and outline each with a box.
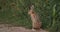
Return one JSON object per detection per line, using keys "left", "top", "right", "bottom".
{"left": 30, "top": 5, "right": 34, "bottom": 10}
{"left": 29, "top": 5, "right": 34, "bottom": 11}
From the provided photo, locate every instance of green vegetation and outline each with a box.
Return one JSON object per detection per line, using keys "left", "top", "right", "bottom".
{"left": 0, "top": 0, "right": 60, "bottom": 32}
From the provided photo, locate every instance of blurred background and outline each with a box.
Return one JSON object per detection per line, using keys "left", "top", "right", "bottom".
{"left": 0, "top": 0, "right": 60, "bottom": 32}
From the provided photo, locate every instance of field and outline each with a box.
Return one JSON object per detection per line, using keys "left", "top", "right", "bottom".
{"left": 0, "top": 0, "right": 60, "bottom": 32}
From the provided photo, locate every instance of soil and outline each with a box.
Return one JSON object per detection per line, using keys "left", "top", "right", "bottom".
{"left": 0, "top": 24, "right": 48, "bottom": 32}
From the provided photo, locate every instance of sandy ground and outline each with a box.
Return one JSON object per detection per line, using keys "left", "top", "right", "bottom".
{"left": 0, "top": 24, "right": 48, "bottom": 32}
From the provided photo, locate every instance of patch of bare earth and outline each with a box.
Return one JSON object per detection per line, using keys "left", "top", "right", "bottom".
{"left": 0, "top": 24, "right": 48, "bottom": 32}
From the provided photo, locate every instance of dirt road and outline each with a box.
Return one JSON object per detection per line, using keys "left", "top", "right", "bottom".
{"left": 0, "top": 24, "right": 48, "bottom": 32}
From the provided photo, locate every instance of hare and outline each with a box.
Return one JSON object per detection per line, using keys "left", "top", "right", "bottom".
{"left": 28, "top": 5, "right": 42, "bottom": 30}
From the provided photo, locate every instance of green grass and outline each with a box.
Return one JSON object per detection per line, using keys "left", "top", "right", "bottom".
{"left": 0, "top": 0, "right": 60, "bottom": 32}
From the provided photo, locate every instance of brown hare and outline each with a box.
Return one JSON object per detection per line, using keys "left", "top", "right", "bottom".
{"left": 28, "top": 5, "right": 42, "bottom": 30}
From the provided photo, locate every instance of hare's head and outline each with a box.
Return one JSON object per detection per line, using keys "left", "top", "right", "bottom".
{"left": 28, "top": 5, "right": 34, "bottom": 15}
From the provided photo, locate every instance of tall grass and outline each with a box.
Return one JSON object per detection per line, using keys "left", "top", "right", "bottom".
{"left": 49, "top": 4, "right": 57, "bottom": 32}
{"left": 0, "top": 0, "right": 59, "bottom": 32}
{"left": 52, "top": 4, "right": 56, "bottom": 27}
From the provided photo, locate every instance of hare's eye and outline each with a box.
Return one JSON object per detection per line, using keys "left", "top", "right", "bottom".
{"left": 32, "top": 12, "right": 34, "bottom": 14}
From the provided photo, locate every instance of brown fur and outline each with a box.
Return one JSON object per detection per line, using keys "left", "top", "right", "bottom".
{"left": 28, "top": 5, "right": 42, "bottom": 30}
